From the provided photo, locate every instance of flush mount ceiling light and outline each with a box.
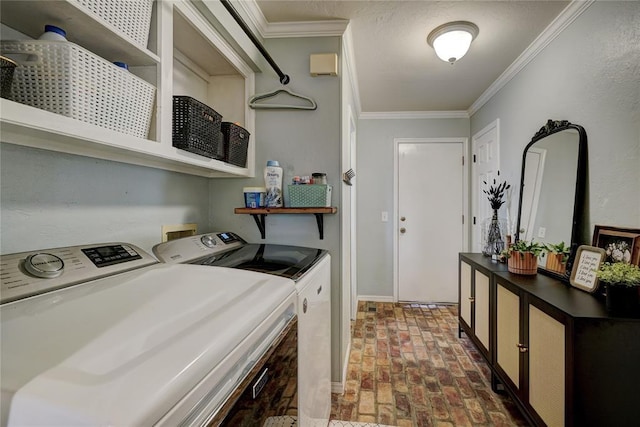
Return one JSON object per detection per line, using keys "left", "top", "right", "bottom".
{"left": 427, "top": 21, "right": 479, "bottom": 64}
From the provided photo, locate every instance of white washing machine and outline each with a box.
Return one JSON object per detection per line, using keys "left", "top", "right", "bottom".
{"left": 153, "top": 232, "right": 331, "bottom": 427}
{"left": 0, "top": 242, "right": 296, "bottom": 426}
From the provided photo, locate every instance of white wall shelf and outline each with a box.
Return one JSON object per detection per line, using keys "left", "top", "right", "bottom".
{"left": 0, "top": 0, "right": 257, "bottom": 178}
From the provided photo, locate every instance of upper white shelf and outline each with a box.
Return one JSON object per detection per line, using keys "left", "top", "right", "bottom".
{"left": 0, "top": 99, "right": 250, "bottom": 178}
{"left": 0, "top": 0, "right": 257, "bottom": 178}
{"left": 0, "top": 0, "right": 159, "bottom": 66}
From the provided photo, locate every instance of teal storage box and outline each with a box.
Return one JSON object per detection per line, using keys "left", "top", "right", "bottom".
{"left": 287, "top": 184, "right": 332, "bottom": 207}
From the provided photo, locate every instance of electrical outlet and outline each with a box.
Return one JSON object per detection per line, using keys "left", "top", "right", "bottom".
{"left": 538, "top": 227, "right": 546, "bottom": 238}
{"left": 381, "top": 211, "right": 388, "bottom": 222}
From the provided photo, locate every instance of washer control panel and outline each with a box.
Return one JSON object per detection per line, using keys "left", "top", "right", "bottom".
{"left": 0, "top": 243, "right": 156, "bottom": 304}
{"left": 81, "top": 245, "right": 142, "bottom": 268}
{"left": 153, "top": 232, "right": 245, "bottom": 264}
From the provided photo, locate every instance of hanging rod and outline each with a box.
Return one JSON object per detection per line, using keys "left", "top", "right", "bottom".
{"left": 219, "top": 0, "right": 290, "bottom": 85}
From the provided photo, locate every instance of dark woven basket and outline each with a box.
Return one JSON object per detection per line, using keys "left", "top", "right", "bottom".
{"left": 221, "top": 122, "right": 250, "bottom": 167}
{"left": 1, "top": 56, "right": 17, "bottom": 99}
{"left": 172, "top": 96, "right": 224, "bottom": 159}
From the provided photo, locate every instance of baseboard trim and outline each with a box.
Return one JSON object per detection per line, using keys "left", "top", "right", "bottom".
{"left": 332, "top": 338, "right": 351, "bottom": 394}
{"left": 357, "top": 295, "right": 395, "bottom": 303}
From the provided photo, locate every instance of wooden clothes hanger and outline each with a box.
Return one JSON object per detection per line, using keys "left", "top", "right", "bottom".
{"left": 249, "top": 87, "right": 317, "bottom": 110}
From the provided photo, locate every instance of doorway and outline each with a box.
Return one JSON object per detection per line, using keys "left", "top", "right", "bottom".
{"left": 394, "top": 138, "right": 468, "bottom": 303}
{"left": 471, "top": 119, "right": 500, "bottom": 252}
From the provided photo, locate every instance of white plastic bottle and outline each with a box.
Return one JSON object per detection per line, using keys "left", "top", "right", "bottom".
{"left": 38, "top": 25, "right": 67, "bottom": 41}
{"left": 264, "top": 160, "right": 283, "bottom": 207}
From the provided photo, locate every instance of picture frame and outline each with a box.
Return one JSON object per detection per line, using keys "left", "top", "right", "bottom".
{"left": 570, "top": 245, "right": 606, "bottom": 293}
{"left": 592, "top": 225, "right": 640, "bottom": 266}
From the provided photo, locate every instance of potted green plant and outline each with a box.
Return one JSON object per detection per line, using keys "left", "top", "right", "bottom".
{"left": 596, "top": 262, "right": 640, "bottom": 316}
{"left": 545, "top": 241, "right": 571, "bottom": 274}
{"left": 505, "top": 240, "right": 545, "bottom": 275}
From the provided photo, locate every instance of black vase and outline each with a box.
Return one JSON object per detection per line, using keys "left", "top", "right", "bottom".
{"left": 482, "top": 209, "right": 505, "bottom": 257}
{"left": 605, "top": 283, "right": 640, "bottom": 317}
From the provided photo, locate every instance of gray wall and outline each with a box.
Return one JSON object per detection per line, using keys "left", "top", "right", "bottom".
{"left": 205, "top": 37, "right": 344, "bottom": 380}
{"left": 471, "top": 1, "right": 640, "bottom": 236}
{"left": 0, "top": 144, "right": 210, "bottom": 254}
{"left": 356, "top": 118, "right": 470, "bottom": 298}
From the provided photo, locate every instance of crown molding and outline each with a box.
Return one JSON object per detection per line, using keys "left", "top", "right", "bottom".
{"left": 360, "top": 111, "right": 470, "bottom": 120}
{"left": 237, "top": 1, "right": 348, "bottom": 38}
{"left": 468, "top": 0, "right": 595, "bottom": 116}
{"left": 234, "top": 0, "right": 269, "bottom": 38}
{"left": 263, "top": 20, "right": 349, "bottom": 38}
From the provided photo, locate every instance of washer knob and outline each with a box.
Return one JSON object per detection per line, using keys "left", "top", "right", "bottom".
{"left": 200, "top": 235, "right": 217, "bottom": 248}
{"left": 24, "top": 253, "right": 64, "bottom": 279}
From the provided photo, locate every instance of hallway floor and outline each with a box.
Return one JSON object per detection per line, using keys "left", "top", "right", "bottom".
{"left": 330, "top": 301, "right": 529, "bottom": 427}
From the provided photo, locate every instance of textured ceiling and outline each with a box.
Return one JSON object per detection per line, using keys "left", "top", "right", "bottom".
{"left": 255, "top": 0, "right": 570, "bottom": 112}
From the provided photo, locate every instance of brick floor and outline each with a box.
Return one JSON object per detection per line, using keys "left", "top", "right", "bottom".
{"left": 330, "top": 301, "right": 529, "bottom": 426}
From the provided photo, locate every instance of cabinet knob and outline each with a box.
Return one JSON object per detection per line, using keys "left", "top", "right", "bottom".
{"left": 400, "top": 227, "right": 406, "bottom": 234}
{"left": 400, "top": 216, "right": 406, "bottom": 221}
{"left": 516, "top": 343, "right": 528, "bottom": 353}
{"left": 468, "top": 297, "right": 475, "bottom": 302}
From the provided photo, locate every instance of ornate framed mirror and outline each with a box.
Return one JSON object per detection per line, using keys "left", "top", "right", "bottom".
{"left": 516, "top": 119, "right": 588, "bottom": 281}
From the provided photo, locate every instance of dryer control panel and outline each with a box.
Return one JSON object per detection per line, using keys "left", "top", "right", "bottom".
{"left": 152, "top": 232, "right": 246, "bottom": 264}
{"left": 0, "top": 243, "right": 157, "bottom": 304}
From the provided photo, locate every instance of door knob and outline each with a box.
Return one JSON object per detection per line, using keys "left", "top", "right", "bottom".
{"left": 400, "top": 227, "right": 406, "bottom": 234}
{"left": 400, "top": 216, "right": 406, "bottom": 222}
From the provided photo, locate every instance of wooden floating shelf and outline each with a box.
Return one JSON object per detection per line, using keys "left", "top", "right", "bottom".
{"left": 234, "top": 207, "right": 338, "bottom": 239}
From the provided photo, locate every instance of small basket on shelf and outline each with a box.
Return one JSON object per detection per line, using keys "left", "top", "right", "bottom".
{"left": 287, "top": 184, "right": 332, "bottom": 208}
{"left": 172, "top": 96, "right": 224, "bottom": 159}
{"left": 221, "top": 122, "right": 250, "bottom": 167}
{"left": 0, "top": 55, "right": 17, "bottom": 99}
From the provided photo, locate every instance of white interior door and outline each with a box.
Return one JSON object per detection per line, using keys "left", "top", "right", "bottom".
{"left": 472, "top": 120, "right": 500, "bottom": 252}
{"left": 396, "top": 141, "right": 464, "bottom": 303}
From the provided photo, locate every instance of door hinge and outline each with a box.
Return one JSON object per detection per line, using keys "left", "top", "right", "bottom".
{"left": 473, "top": 216, "right": 476, "bottom": 225}
{"left": 473, "top": 154, "right": 476, "bottom": 163}
{"left": 462, "top": 156, "right": 464, "bottom": 166}
{"left": 462, "top": 215, "right": 464, "bottom": 224}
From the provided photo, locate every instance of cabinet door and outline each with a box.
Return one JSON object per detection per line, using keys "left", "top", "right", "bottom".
{"left": 496, "top": 283, "right": 521, "bottom": 389}
{"left": 460, "top": 261, "right": 472, "bottom": 328}
{"left": 528, "top": 304, "right": 565, "bottom": 427}
{"left": 474, "top": 270, "right": 490, "bottom": 352}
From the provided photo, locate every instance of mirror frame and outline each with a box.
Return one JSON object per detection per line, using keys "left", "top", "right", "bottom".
{"left": 516, "top": 119, "right": 588, "bottom": 281}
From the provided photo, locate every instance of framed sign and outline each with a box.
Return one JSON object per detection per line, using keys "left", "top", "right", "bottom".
{"left": 570, "top": 245, "right": 606, "bottom": 293}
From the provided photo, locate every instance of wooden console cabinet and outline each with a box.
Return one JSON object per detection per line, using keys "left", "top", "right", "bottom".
{"left": 459, "top": 253, "right": 640, "bottom": 427}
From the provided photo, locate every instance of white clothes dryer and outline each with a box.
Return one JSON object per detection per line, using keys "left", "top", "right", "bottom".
{"left": 153, "top": 232, "right": 331, "bottom": 427}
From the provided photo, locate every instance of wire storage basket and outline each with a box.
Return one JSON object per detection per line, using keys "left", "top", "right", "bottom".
{"left": 172, "top": 96, "right": 224, "bottom": 160}
{"left": 1, "top": 40, "right": 156, "bottom": 139}
{"left": 72, "top": 0, "right": 154, "bottom": 48}
{"left": 221, "top": 122, "right": 250, "bottom": 167}
{"left": 0, "top": 55, "right": 17, "bottom": 99}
